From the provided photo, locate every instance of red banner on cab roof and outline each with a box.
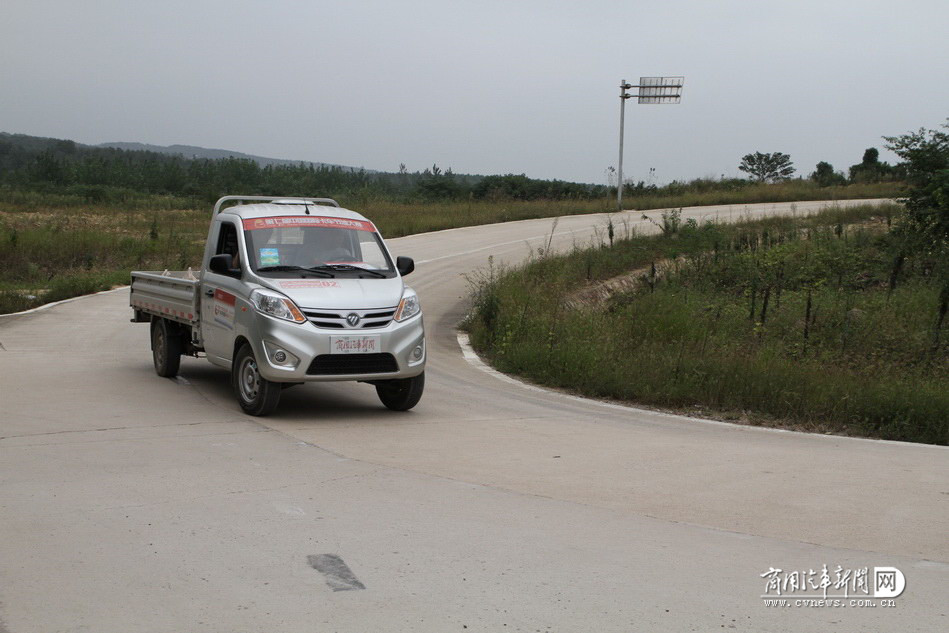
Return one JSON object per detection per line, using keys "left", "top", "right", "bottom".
{"left": 242, "top": 216, "right": 375, "bottom": 232}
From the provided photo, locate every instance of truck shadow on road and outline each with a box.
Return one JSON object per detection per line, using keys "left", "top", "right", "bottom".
{"left": 176, "top": 359, "right": 415, "bottom": 423}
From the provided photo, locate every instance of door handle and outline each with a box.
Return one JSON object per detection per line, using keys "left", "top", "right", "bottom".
{"left": 204, "top": 289, "right": 214, "bottom": 298}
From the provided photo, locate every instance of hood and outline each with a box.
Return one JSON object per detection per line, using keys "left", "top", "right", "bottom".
{"left": 259, "top": 276, "right": 405, "bottom": 310}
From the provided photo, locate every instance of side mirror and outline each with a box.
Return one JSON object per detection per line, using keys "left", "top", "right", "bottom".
{"left": 396, "top": 256, "right": 415, "bottom": 276}
{"left": 209, "top": 254, "right": 236, "bottom": 275}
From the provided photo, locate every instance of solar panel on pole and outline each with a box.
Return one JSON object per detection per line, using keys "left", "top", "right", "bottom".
{"left": 637, "top": 76, "right": 684, "bottom": 104}
{"left": 616, "top": 76, "right": 684, "bottom": 211}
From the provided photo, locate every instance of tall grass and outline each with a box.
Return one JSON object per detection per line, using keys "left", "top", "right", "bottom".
{"left": 0, "top": 186, "right": 195, "bottom": 211}
{"left": 0, "top": 206, "right": 206, "bottom": 313}
{"left": 0, "top": 177, "right": 903, "bottom": 315}
{"left": 464, "top": 204, "right": 948, "bottom": 445}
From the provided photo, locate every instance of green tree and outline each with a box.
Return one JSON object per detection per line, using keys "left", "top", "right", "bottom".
{"left": 884, "top": 122, "right": 949, "bottom": 250}
{"left": 738, "top": 152, "right": 795, "bottom": 183}
{"left": 811, "top": 161, "right": 845, "bottom": 187}
{"left": 884, "top": 122, "right": 949, "bottom": 347}
{"left": 31, "top": 150, "right": 70, "bottom": 185}
{"left": 850, "top": 147, "right": 884, "bottom": 182}
{"left": 416, "top": 163, "right": 462, "bottom": 200}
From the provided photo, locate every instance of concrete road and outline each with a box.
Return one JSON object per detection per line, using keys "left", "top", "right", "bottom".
{"left": 1, "top": 200, "right": 946, "bottom": 632}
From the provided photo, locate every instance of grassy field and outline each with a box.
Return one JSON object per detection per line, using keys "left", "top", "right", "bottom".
{"left": 464, "top": 203, "right": 948, "bottom": 445}
{"left": 0, "top": 180, "right": 903, "bottom": 315}
{"left": 0, "top": 205, "right": 207, "bottom": 313}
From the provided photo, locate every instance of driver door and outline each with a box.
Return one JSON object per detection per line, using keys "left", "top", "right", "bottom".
{"left": 201, "top": 219, "right": 245, "bottom": 364}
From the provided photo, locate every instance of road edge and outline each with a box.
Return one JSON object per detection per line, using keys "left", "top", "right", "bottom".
{"left": 0, "top": 286, "right": 129, "bottom": 320}
{"left": 455, "top": 330, "right": 945, "bottom": 450}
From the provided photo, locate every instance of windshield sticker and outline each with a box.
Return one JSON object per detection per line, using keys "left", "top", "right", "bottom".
{"left": 278, "top": 280, "right": 342, "bottom": 289}
{"left": 243, "top": 216, "right": 375, "bottom": 232}
{"left": 259, "top": 248, "right": 280, "bottom": 267}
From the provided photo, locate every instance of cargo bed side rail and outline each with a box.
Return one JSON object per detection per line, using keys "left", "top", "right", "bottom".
{"left": 130, "top": 271, "right": 200, "bottom": 326}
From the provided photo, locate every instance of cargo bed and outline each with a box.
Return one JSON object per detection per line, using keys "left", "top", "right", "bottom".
{"left": 130, "top": 270, "right": 200, "bottom": 326}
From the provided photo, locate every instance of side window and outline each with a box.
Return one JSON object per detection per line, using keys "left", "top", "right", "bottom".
{"left": 215, "top": 222, "right": 241, "bottom": 269}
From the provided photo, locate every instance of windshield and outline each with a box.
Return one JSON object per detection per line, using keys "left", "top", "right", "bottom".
{"left": 242, "top": 216, "right": 395, "bottom": 278}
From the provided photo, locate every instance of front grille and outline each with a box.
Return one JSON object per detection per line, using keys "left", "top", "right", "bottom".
{"left": 301, "top": 307, "right": 397, "bottom": 329}
{"left": 307, "top": 353, "right": 399, "bottom": 375}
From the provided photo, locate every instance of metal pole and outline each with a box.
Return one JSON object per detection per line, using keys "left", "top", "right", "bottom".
{"left": 615, "top": 76, "right": 682, "bottom": 211}
{"left": 617, "top": 80, "right": 630, "bottom": 211}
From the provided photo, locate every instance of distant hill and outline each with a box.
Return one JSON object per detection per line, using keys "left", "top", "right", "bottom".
{"left": 0, "top": 132, "right": 367, "bottom": 172}
{"left": 97, "top": 141, "right": 368, "bottom": 172}
{"left": 0, "top": 131, "right": 605, "bottom": 202}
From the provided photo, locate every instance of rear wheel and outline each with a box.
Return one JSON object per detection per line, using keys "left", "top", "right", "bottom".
{"left": 232, "top": 344, "right": 281, "bottom": 416}
{"left": 375, "top": 372, "right": 424, "bottom": 411}
{"left": 151, "top": 318, "right": 182, "bottom": 378}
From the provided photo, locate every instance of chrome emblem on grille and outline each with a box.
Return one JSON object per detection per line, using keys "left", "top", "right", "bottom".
{"left": 346, "top": 313, "right": 360, "bottom": 327}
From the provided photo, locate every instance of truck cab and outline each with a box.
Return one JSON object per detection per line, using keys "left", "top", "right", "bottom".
{"left": 131, "top": 196, "right": 425, "bottom": 415}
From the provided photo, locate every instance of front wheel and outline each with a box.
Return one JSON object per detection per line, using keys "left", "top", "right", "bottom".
{"left": 232, "top": 344, "right": 281, "bottom": 416}
{"left": 375, "top": 372, "right": 424, "bottom": 411}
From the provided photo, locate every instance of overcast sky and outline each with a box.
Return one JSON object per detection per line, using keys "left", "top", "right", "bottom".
{"left": 2, "top": 0, "right": 947, "bottom": 185}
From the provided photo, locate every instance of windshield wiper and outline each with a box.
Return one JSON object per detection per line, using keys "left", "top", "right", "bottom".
{"left": 309, "top": 264, "right": 388, "bottom": 278}
{"left": 257, "top": 265, "right": 334, "bottom": 277}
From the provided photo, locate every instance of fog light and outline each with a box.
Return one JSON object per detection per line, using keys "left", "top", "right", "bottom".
{"left": 263, "top": 342, "right": 299, "bottom": 370}
{"left": 412, "top": 345, "right": 424, "bottom": 361}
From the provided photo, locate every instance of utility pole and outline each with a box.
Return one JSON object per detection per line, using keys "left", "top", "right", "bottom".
{"left": 617, "top": 80, "right": 633, "bottom": 211}
{"left": 616, "top": 76, "right": 684, "bottom": 211}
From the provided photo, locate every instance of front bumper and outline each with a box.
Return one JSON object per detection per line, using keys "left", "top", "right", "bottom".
{"left": 247, "top": 311, "right": 425, "bottom": 383}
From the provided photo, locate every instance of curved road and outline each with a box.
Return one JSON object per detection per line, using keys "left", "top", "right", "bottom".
{"left": 1, "top": 200, "right": 946, "bottom": 632}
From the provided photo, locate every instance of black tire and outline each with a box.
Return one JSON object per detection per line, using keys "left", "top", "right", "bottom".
{"left": 151, "top": 318, "right": 182, "bottom": 378}
{"left": 376, "top": 372, "right": 424, "bottom": 411}
{"left": 232, "top": 344, "right": 281, "bottom": 416}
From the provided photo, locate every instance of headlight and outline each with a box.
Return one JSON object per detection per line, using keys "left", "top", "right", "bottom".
{"left": 250, "top": 289, "right": 306, "bottom": 323}
{"left": 394, "top": 291, "right": 421, "bottom": 322}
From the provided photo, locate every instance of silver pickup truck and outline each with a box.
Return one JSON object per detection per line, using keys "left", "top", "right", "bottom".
{"left": 130, "top": 196, "right": 425, "bottom": 415}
